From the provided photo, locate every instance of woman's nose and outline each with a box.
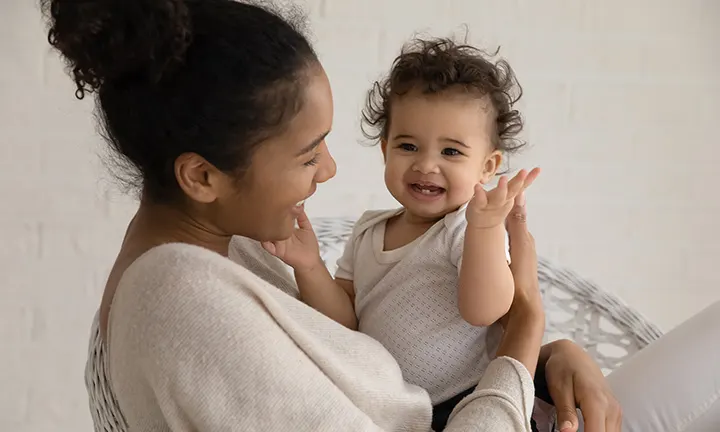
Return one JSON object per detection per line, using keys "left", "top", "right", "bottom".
{"left": 315, "top": 144, "right": 337, "bottom": 183}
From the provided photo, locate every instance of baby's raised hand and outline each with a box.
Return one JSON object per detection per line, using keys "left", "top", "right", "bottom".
{"left": 466, "top": 168, "right": 540, "bottom": 229}
{"left": 261, "top": 209, "right": 323, "bottom": 273}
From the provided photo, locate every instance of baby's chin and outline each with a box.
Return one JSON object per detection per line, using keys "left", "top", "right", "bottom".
{"left": 407, "top": 198, "right": 471, "bottom": 218}
{"left": 400, "top": 201, "right": 455, "bottom": 221}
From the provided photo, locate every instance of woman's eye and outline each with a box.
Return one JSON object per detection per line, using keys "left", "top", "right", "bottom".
{"left": 398, "top": 143, "right": 417, "bottom": 152}
{"left": 442, "top": 148, "right": 462, "bottom": 156}
{"left": 304, "top": 155, "right": 319, "bottom": 166}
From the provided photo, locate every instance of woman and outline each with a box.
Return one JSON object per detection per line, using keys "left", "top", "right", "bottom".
{"left": 43, "top": 0, "right": 719, "bottom": 431}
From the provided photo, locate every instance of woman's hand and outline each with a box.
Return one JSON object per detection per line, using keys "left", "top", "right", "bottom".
{"left": 261, "top": 209, "right": 323, "bottom": 273}
{"left": 505, "top": 189, "right": 543, "bottom": 316}
{"left": 542, "top": 340, "right": 622, "bottom": 432}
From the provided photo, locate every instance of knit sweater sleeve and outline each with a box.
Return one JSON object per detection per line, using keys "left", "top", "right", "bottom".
{"left": 445, "top": 357, "right": 536, "bottom": 432}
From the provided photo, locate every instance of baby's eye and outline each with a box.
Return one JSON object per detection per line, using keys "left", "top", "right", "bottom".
{"left": 398, "top": 143, "right": 417, "bottom": 152}
{"left": 442, "top": 148, "right": 462, "bottom": 156}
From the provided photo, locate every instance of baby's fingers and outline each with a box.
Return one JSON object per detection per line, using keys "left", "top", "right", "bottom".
{"left": 471, "top": 183, "right": 488, "bottom": 208}
{"left": 521, "top": 167, "right": 541, "bottom": 191}
{"left": 295, "top": 208, "right": 314, "bottom": 231}
{"left": 507, "top": 168, "right": 541, "bottom": 199}
{"left": 506, "top": 170, "right": 529, "bottom": 199}
{"left": 486, "top": 175, "right": 508, "bottom": 205}
{"left": 261, "top": 241, "right": 277, "bottom": 256}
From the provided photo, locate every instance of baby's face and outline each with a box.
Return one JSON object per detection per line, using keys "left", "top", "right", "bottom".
{"left": 382, "top": 90, "right": 501, "bottom": 221}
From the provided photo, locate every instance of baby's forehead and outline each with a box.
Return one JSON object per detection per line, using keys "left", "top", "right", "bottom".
{"left": 390, "top": 91, "right": 494, "bottom": 122}
{"left": 389, "top": 96, "right": 495, "bottom": 139}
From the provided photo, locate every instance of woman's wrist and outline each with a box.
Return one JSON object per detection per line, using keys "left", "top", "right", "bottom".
{"left": 496, "top": 303, "right": 545, "bottom": 376}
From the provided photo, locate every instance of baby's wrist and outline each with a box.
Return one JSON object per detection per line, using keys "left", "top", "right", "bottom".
{"left": 465, "top": 220, "right": 505, "bottom": 231}
{"left": 292, "top": 255, "right": 325, "bottom": 275}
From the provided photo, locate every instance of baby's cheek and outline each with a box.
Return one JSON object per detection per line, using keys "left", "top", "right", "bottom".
{"left": 450, "top": 183, "right": 476, "bottom": 205}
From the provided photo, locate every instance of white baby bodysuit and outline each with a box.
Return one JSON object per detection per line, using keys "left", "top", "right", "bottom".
{"left": 335, "top": 203, "right": 508, "bottom": 404}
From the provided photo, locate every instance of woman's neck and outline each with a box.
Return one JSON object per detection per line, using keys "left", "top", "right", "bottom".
{"left": 127, "top": 200, "right": 233, "bottom": 257}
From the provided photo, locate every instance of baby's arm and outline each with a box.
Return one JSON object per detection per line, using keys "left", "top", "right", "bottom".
{"left": 294, "top": 268, "right": 357, "bottom": 330}
{"left": 458, "top": 224, "right": 514, "bottom": 327}
{"left": 261, "top": 209, "right": 358, "bottom": 330}
{"left": 458, "top": 171, "right": 539, "bottom": 326}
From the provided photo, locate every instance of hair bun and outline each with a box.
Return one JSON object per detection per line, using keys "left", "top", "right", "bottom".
{"left": 44, "top": 0, "right": 192, "bottom": 98}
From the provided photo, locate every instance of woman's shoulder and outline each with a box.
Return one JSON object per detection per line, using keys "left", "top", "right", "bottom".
{"left": 128, "top": 241, "right": 225, "bottom": 271}
{"left": 109, "top": 243, "right": 274, "bottom": 345}
{"left": 119, "top": 242, "right": 242, "bottom": 299}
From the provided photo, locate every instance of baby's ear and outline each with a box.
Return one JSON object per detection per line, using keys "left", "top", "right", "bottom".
{"left": 380, "top": 139, "right": 388, "bottom": 160}
{"left": 481, "top": 150, "right": 503, "bottom": 183}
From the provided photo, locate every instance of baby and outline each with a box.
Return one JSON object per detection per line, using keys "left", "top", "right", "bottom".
{"left": 263, "top": 37, "right": 541, "bottom": 431}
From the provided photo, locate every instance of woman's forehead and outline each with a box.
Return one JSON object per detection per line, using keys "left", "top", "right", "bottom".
{"left": 283, "top": 69, "right": 334, "bottom": 151}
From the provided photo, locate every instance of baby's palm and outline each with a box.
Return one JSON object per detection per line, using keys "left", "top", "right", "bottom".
{"left": 262, "top": 210, "right": 321, "bottom": 272}
{"left": 467, "top": 169, "right": 540, "bottom": 229}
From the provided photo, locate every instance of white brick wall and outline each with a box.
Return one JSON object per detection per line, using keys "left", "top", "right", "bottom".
{"left": 1, "top": 0, "right": 718, "bottom": 430}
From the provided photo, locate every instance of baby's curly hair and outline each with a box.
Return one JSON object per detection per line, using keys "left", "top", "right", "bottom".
{"left": 362, "top": 37, "right": 525, "bottom": 154}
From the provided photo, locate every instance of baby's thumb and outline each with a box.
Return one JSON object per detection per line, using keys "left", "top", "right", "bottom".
{"left": 296, "top": 208, "right": 314, "bottom": 231}
{"left": 471, "top": 183, "right": 488, "bottom": 207}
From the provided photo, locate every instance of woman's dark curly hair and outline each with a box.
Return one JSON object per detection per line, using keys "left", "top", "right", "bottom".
{"left": 362, "top": 37, "right": 525, "bottom": 154}
{"left": 42, "top": 0, "right": 318, "bottom": 203}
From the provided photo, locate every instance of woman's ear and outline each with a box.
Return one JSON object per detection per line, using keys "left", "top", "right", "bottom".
{"left": 380, "top": 139, "right": 388, "bottom": 161}
{"left": 481, "top": 151, "right": 503, "bottom": 183}
{"left": 174, "top": 152, "right": 222, "bottom": 204}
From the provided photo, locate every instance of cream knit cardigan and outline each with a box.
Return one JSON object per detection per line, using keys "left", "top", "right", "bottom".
{"left": 102, "top": 238, "right": 535, "bottom": 431}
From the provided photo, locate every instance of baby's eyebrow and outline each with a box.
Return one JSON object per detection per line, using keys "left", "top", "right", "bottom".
{"left": 439, "top": 137, "right": 469, "bottom": 148}
{"left": 393, "top": 133, "right": 415, "bottom": 141}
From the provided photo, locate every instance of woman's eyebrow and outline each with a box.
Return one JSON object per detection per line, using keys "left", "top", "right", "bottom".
{"left": 296, "top": 130, "right": 330, "bottom": 156}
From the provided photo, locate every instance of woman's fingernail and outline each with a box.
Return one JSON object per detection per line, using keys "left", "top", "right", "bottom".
{"left": 517, "top": 191, "right": 526, "bottom": 207}
{"left": 559, "top": 421, "right": 573, "bottom": 431}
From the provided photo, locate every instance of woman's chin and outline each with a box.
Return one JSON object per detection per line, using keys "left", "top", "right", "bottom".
{"left": 270, "top": 217, "right": 297, "bottom": 241}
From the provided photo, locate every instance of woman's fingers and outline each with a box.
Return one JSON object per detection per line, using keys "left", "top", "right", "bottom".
{"left": 506, "top": 192, "right": 532, "bottom": 263}
{"left": 550, "top": 377, "right": 580, "bottom": 432}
